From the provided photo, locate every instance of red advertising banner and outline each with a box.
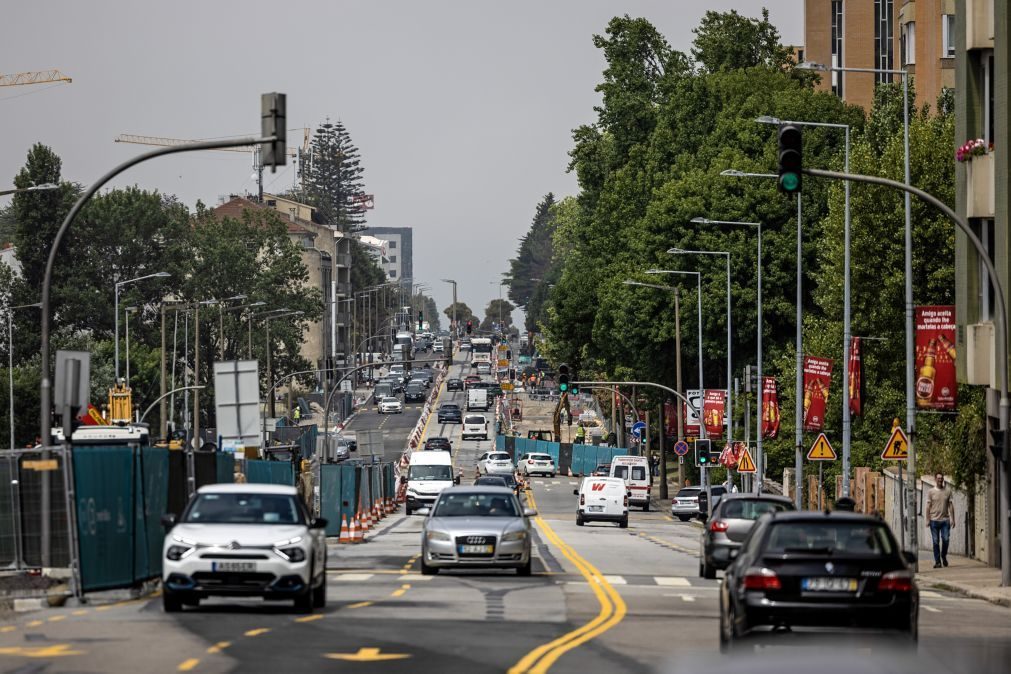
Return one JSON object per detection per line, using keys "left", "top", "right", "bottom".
{"left": 664, "top": 401, "right": 678, "bottom": 438}
{"left": 915, "top": 306, "right": 957, "bottom": 410}
{"left": 761, "top": 377, "right": 780, "bottom": 439}
{"left": 703, "top": 389, "right": 726, "bottom": 439}
{"left": 719, "top": 441, "right": 745, "bottom": 468}
{"left": 802, "top": 356, "right": 833, "bottom": 432}
{"left": 848, "top": 336, "right": 864, "bottom": 417}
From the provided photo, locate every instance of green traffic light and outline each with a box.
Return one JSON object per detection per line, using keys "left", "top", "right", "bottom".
{"left": 559, "top": 383, "right": 568, "bottom": 392}
{"left": 780, "top": 173, "right": 800, "bottom": 192}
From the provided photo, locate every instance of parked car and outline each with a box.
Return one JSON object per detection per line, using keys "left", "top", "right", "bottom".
{"left": 719, "top": 511, "right": 918, "bottom": 651}
{"left": 446, "top": 378, "right": 463, "bottom": 391}
{"left": 671, "top": 485, "right": 727, "bottom": 521}
{"left": 437, "top": 403, "right": 462, "bottom": 424}
{"left": 378, "top": 397, "right": 403, "bottom": 414}
{"left": 424, "top": 436, "right": 452, "bottom": 452}
{"left": 699, "top": 494, "right": 794, "bottom": 579}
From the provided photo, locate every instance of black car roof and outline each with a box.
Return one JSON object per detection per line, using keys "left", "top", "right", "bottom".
{"left": 767, "top": 510, "right": 886, "bottom": 523}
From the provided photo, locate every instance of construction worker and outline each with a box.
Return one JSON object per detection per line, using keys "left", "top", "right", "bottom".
{"left": 575, "top": 425, "right": 586, "bottom": 444}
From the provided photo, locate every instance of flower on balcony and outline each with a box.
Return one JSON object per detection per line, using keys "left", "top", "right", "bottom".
{"left": 956, "top": 138, "right": 993, "bottom": 162}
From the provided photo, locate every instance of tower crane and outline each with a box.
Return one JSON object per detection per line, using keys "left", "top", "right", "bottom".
{"left": 0, "top": 69, "right": 72, "bottom": 87}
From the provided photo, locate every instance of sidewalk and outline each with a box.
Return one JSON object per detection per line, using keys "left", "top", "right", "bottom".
{"left": 916, "top": 550, "right": 1011, "bottom": 608}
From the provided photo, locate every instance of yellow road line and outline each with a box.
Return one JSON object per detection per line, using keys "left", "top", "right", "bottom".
{"left": 0, "top": 625, "right": 16, "bottom": 633}
{"left": 47, "top": 615, "right": 66, "bottom": 622}
{"left": 508, "top": 489, "right": 627, "bottom": 674}
{"left": 346, "top": 601, "right": 373, "bottom": 609}
{"left": 295, "top": 614, "right": 324, "bottom": 623}
{"left": 71, "top": 609, "right": 88, "bottom": 616}
{"left": 206, "top": 641, "right": 231, "bottom": 654}
{"left": 244, "top": 627, "right": 271, "bottom": 637}
{"left": 25, "top": 620, "right": 43, "bottom": 628}
{"left": 177, "top": 658, "right": 200, "bottom": 671}
{"left": 419, "top": 376, "right": 446, "bottom": 447}
{"left": 390, "top": 583, "right": 411, "bottom": 598}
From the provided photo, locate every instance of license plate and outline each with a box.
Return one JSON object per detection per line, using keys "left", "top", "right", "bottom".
{"left": 458, "top": 544, "right": 494, "bottom": 554}
{"left": 802, "top": 577, "right": 857, "bottom": 592}
{"left": 588, "top": 505, "right": 604, "bottom": 512}
{"left": 213, "top": 561, "right": 256, "bottom": 573}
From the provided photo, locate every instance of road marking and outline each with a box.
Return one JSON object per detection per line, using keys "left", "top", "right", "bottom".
{"left": 920, "top": 590, "right": 943, "bottom": 598}
{"left": 569, "top": 482, "right": 578, "bottom": 486}
{"left": 654, "top": 576, "right": 691, "bottom": 587}
{"left": 207, "top": 641, "right": 231, "bottom": 654}
{"left": 47, "top": 615, "right": 66, "bottom": 622}
{"left": 601, "top": 575, "right": 626, "bottom": 585}
{"left": 509, "top": 489, "right": 627, "bottom": 674}
{"left": 333, "top": 573, "right": 374, "bottom": 581}
{"left": 398, "top": 574, "right": 432, "bottom": 581}
{"left": 71, "top": 609, "right": 88, "bottom": 616}
{"left": 244, "top": 628, "right": 271, "bottom": 637}
{"left": 177, "top": 658, "right": 200, "bottom": 671}
{"left": 0, "top": 644, "right": 84, "bottom": 657}
{"left": 923, "top": 606, "right": 941, "bottom": 613}
{"left": 0, "top": 626, "right": 16, "bottom": 633}
{"left": 25, "top": 620, "right": 43, "bottom": 627}
{"left": 419, "top": 378, "right": 446, "bottom": 446}
{"left": 390, "top": 583, "right": 411, "bottom": 597}
{"left": 323, "top": 647, "right": 411, "bottom": 662}
{"left": 296, "top": 614, "right": 325, "bottom": 623}
{"left": 680, "top": 594, "right": 696, "bottom": 602}
{"left": 346, "top": 601, "right": 373, "bottom": 609}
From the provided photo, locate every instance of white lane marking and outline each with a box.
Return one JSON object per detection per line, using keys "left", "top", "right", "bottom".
{"left": 333, "top": 573, "right": 374, "bottom": 581}
{"left": 569, "top": 481, "right": 578, "bottom": 486}
{"left": 680, "top": 594, "right": 696, "bottom": 602}
{"left": 654, "top": 577, "right": 691, "bottom": 587}
{"left": 398, "top": 574, "right": 433, "bottom": 581}
{"left": 923, "top": 606, "right": 941, "bottom": 613}
{"left": 920, "top": 590, "right": 943, "bottom": 598}
{"left": 601, "top": 575, "right": 627, "bottom": 585}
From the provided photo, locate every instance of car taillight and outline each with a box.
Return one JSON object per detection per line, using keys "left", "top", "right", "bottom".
{"left": 528, "top": 460, "right": 534, "bottom": 464}
{"left": 579, "top": 494, "right": 585, "bottom": 506}
{"left": 709, "top": 520, "right": 729, "bottom": 533}
{"left": 878, "top": 571, "right": 914, "bottom": 592}
{"left": 623, "top": 495, "right": 628, "bottom": 506}
{"left": 742, "top": 567, "right": 782, "bottom": 591}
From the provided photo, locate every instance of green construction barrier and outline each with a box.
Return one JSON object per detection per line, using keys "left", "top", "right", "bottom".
{"left": 246, "top": 460, "right": 294, "bottom": 485}
{"left": 133, "top": 447, "right": 169, "bottom": 581}
{"left": 320, "top": 464, "right": 344, "bottom": 536}
{"left": 75, "top": 446, "right": 135, "bottom": 592}
{"left": 215, "top": 452, "right": 235, "bottom": 484}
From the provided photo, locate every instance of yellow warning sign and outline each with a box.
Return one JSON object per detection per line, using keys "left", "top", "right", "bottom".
{"left": 737, "top": 447, "right": 756, "bottom": 473}
{"left": 881, "top": 426, "right": 909, "bottom": 460}
{"left": 807, "top": 433, "right": 837, "bottom": 461}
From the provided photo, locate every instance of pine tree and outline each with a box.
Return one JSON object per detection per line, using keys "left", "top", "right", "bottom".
{"left": 304, "top": 120, "right": 368, "bottom": 231}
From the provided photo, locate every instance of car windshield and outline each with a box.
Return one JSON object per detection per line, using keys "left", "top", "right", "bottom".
{"left": 489, "top": 453, "right": 510, "bottom": 461}
{"left": 433, "top": 492, "right": 519, "bottom": 517}
{"left": 721, "top": 499, "right": 792, "bottom": 520}
{"left": 408, "top": 465, "right": 454, "bottom": 481}
{"left": 765, "top": 521, "right": 896, "bottom": 556}
{"left": 676, "top": 488, "right": 701, "bottom": 497}
{"left": 184, "top": 493, "right": 304, "bottom": 525}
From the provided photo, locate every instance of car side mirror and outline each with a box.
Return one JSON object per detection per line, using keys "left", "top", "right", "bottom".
{"left": 416, "top": 507, "right": 431, "bottom": 516}
{"left": 728, "top": 548, "right": 740, "bottom": 561}
{"left": 454, "top": 476, "right": 461, "bottom": 485}
{"left": 310, "top": 517, "right": 328, "bottom": 530}
{"left": 160, "top": 513, "right": 177, "bottom": 530}
{"left": 902, "top": 550, "right": 917, "bottom": 566}
{"left": 523, "top": 508, "right": 538, "bottom": 518}
{"left": 573, "top": 489, "right": 579, "bottom": 495}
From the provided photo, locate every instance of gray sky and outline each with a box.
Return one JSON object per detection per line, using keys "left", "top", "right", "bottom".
{"left": 2, "top": 1, "right": 802, "bottom": 323}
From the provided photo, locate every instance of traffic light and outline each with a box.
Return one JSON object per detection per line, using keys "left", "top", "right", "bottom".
{"left": 558, "top": 363, "right": 570, "bottom": 393}
{"left": 260, "top": 92, "right": 287, "bottom": 170}
{"left": 417, "top": 310, "right": 423, "bottom": 330}
{"left": 777, "top": 124, "right": 802, "bottom": 193}
{"left": 466, "top": 320, "right": 472, "bottom": 335}
{"left": 695, "top": 439, "right": 713, "bottom": 468}
{"left": 570, "top": 372, "right": 579, "bottom": 396}
{"left": 987, "top": 414, "right": 1006, "bottom": 461}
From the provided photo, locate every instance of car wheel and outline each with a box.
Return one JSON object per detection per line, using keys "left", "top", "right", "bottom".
{"left": 677, "top": 515, "right": 690, "bottom": 522}
{"left": 405, "top": 505, "right": 413, "bottom": 516}
{"left": 576, "top": 513, "right": 584, "bottom": 526}
{"left": 516, "top": 558, "right": 532, "bottom": 576}
{"left": 312, "top": 577, "right": 327, "bottom": 608}
{"left": 550, "top": 473, "right": 556, "bottom": 478}
{"left": 421, "top": 557, "right": 438, "bottom": 576}
{"left": 719, "top": 600, "right": 733, "bottom": 653}
{"left": 294, "top": 585, "right": 313, "bottom": 614}
{"left": 162, "top": 588, "right": 183, "bottom": 613}
{"left": 643, "top": 501, "right": 650, "bottom": 512}
{"left": 703, "top": 559, "right": 717, "bottom": 580}
{"left": 619, "top": 517, "right": 629, "bottom": 529}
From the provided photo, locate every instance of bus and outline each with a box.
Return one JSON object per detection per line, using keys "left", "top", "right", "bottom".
{"left": 470, "top": 337, "right": 493, "bottom": 367}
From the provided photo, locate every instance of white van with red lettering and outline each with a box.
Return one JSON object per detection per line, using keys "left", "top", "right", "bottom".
{"left": 610, "top": 455, "right": 651, "bottom": 511}
{"left": 574, "top": 477, "right": 628, "bottom": 527}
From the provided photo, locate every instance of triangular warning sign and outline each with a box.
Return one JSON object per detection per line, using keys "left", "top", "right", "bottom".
{"left": 881, "top": 427, "right": 910, "bottom": 460}
{"left": 737, "top": 447, "right": 756, "bottom": 473}
{"left": 807, "top": 433, "right": 837, "bottom": 461}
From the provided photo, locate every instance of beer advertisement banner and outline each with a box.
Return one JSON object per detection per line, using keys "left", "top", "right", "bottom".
{"left": 664, "top": 401, "right": 678, "bottom": 438}
{"left": 703, "top": 389, "right": 726, "bottom": 438}
{"left": 802, "top": 356, "right": 833, "bottom": 432}
{"left": 761, "top": 377, "right": 780, "bottom": 439}
{"left": 915, "top": 306, "right": 957, "bottom": 410}
{"left": 848, "top": 337, "right": 865, "bottom": 417}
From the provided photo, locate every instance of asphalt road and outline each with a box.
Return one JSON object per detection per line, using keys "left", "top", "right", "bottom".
{"left": 1, "top": 362, "right": 1009, "bottom": 672}
{"left": 341, "top": 365, "right": 428, "bottom": 461}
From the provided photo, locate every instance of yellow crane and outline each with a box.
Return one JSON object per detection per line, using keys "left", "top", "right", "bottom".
{"left": 0, "top": 69, "right": 72, "bottom": 87}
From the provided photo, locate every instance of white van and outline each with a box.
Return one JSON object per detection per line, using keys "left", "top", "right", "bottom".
{"left": 610, "top": 455, "right": 652, "bottom": 511}
{"left": 574, "top": 477, "right": 628, "bottom": 527}
{"left": 462, "top": 414, "right": 489, "bottom": 441}
{"left": 405, "top": 451, "right": 457, "bottom": 515}
{"left": 467, "top": 387, "right": 489, "bottom": 411}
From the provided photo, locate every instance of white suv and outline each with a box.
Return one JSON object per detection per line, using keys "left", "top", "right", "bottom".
{"left": 462, "top": 414, "right": 489, "bottom": 440}
{"left": 519, "top": 453, "right": 556, "bottom": 477}
{"left": 378, "top": 397, "right": 403, "bottom": 414}
{"left": 478, "top": 451, "right": 514, "bottom": 475}
{"left": 161, "top": 484, "right": 328, "bottom": 613}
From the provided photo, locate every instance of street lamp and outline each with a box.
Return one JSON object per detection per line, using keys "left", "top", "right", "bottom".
{"left": 632, "top": 274, "right": 705, "bottom": 395}
{"left": 212, "top": 294, "right": 248, "bottom": 360}
{"left": 690, "top": 217, "right": 763, "bottom": 492}
{"left": 262, "top": 310, "right": 304, "bottom": 419}
{"left": 441, "top": 279, "right": 458, "bottom": 338}
{"left": 668, "top": 247, "right": 733, "bottom": 444}
{"left": 124, "top": 307, "right": 138, "bottom": 387}
{"left": 114, "top": 272, "right": 170, "bottom": 381}
{"left": 0, "top": 182, "right": 59, "bottom": 197}
{"left": 6, "top": 301, "right": 40, "bottom": 570}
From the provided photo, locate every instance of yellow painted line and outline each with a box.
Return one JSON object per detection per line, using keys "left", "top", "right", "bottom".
{"left": 177, "top": 658, "right": 200, "bottom": 671}
{"left": 244, "top": 627, "right": 271, "bottom": 637}
{"left": 25, "top": 620, "right": 43, "bottom": 627}
{"left": 346, "top": 601, "right": 373, "bottom": 609}
{"left": 508, "top": 490, "right": 627, "bottom": 674}
{"left": 71, "top": 609, "right": 89, "bottom": 616}
{"left": 47, "top": 615, "right": 66, "bottom": 622}
{"left": 0, "top": 625, "right": 16, "bottom": 633}
{"left": 324, "top": 647, "right": 411, "bottom": 662}
{"left": 206, "top": 641, "right": 231, "bottom": 654}
{"left": 295, "top": 614, "right": 324, "bottom": 623}
{"left": 0, "top": 644, "right": 84, "bottom": 657}
{"left": 390, "top": 583, "right": 410, "bottom": 598}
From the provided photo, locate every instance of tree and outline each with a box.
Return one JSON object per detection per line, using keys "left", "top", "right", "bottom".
{"left": 444, "top": 302, "right": 477, "bottom": 326}
{"left": 480, "top": 299, "right": 515, "bottom": 332}
{"left": 507, "top": 194, "right": 556, "bottom": 313}
{"left": 691, "top": 8, "right": 792, "bottom": 73}
{"left": 303, "top": 120, "right": 368, "bottom": 231}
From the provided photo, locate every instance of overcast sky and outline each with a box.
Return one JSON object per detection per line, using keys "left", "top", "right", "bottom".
{"left": 2, "top": 0, "right": 802, "bottom": 323}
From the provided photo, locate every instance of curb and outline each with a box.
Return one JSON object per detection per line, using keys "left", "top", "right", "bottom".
{"left": 917, "top": 577, "right": 1011, "bottom": 609}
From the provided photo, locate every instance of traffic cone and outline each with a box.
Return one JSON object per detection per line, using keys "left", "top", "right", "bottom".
{"left": 348, "top": 516, "right": 361, "bottom": 543}
{"left": 361, "top": 507, "right": 372, "bottom": 531}
{"left": 373, "top": 500, "right": 383, "bottom": 522}
{"left": 338, "top": 515, "right": 351, "bottom": 544}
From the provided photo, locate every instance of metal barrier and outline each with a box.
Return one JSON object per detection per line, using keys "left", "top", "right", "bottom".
{"left": 0, "top": 447, "right": 73, "bottom": 571}
{"left": 246, "top": 459, "right": 295, "bottom": 486}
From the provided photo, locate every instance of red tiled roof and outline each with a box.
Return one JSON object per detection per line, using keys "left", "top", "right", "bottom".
{"left": 211, "top": 197, "right": 313, "bottom": 236}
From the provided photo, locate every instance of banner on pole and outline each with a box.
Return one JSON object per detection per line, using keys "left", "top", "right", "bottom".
{"left": 848, "top": 336, "right": 865, "bottom": 417}
{"left": 703, "top": 389, "right": 726, "bottom": 439}
{"left": 915, "top": 306, "right": 957, "bottom": 410}
{"left": 802, "top": 356, "right": 833, "bottom": 432}
{"left": 761, "top": 376, "right": 780, "bottom": 439}
{"left": 683, "top": 389, "right": 703, "bottom": 439}
{"left": 664, "top": 401, "right": 678, "bottom": 438}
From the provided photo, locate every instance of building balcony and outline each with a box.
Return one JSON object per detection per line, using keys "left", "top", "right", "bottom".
{"left": 333, "top": 312, "right": 350, "bottom": 327}
{"left": 966, "top": 0, "right": 994, "bottom": 50}
{"left": 335, "top": 282, "right": 352, "bottom": 297}
{"left": 335, "top": 253, "right": 352, "bottom": 268}
{"left": 965, "top": 321, "right": 996, "bottom": 388}
{"left": 966, "top": 153, "right": 995, "bottom": 218}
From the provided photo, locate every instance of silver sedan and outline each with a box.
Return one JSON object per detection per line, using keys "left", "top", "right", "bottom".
{"left": 419, "top": 486, "right": 536, "bottom": 576}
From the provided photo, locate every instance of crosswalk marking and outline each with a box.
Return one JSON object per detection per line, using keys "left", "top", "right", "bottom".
{"left": 601, "top": 575, "right": 627, "bottom": 585}
{"left": 920, "top": 590, "right": 942, "bottom": 598}
{"left": 654, "top": 576, "right": 691, "bottom": 587}
{"left": 398, "top": 574, "right": 432, "bottom": 581}
{"left": 333, "top": 573, "right": 374, "bottom": 581}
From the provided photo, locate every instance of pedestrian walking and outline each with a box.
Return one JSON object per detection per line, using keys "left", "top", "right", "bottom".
{"left": 926, "top": 472, "right": 956, "bottom": 568}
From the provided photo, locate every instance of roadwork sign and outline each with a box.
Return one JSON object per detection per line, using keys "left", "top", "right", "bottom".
{"left": 737, "top": 447, "right": 756, "bottom": 473}
{"left": 807, "top": 433, "right": 837, "bottom": 461}
{"left": 881, "top": 427, "right": 910, "bottom": 460}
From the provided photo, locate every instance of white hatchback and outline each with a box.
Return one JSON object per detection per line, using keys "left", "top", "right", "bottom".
{"left": 378, "top": 397, "right": 403, "bottom": 414}
{"left": 161, "top": 484, "right": 328, "bottom": 613}
{"left": 477, "top": 451, "right": 514, "bottom": 475}
{"left": 519, "top": 453, "right": 556, "bottom": 477}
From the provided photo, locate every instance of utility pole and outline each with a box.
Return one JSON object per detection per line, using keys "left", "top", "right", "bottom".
{"left": 674, "top": 286, "right": 683, "bottom": 494}
{"left": 160, "top": 303, "right": 167, "bottom": 438}
{"left": 193, "top": 303, "right": 200, "bottom": 449}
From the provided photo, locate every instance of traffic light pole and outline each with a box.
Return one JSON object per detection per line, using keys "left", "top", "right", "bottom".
{"left": 804, "top": 166, "right": 1011, "bottom": 586}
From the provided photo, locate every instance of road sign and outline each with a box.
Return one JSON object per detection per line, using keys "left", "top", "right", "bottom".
{"left": 631, "top": 421, "right": 646, "bottom": 438}
{"left": 807, "top": 433, "right": 837, "bottom": 461}
{"left": 673, "top": 440, "right": 690, "bottom": 457}
{"left": 500, "top": 382, "right": 514, "bottom": 391}
{"left": 737, "top": 447, "right": 756, "bottom": 473}
{"left": 881, "top": 426, "right": 910, "bottom": 460}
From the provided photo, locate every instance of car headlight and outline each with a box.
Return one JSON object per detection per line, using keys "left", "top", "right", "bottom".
{"left": 166, "top": 545, "right": 194, "bottom": 561}
{"left": 426, "top": 530, "right": 451, "bottom": 542}
{"left": 275, "top": 546, "right": 307, "bottom": 562}
{"left": 502, "top": 530, "right": 527, "bottom": 542}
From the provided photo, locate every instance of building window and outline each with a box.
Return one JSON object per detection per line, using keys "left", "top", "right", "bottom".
{"left": 831, "top": 0, "right": 844, "bottom": 98}
{"left": 942, "top": 14, "right": 955, "bottom": 58}
{"left": 389, "top": 255, "right": 397, "bottom": 263}
{"left": 389, "top": 241, "right": 397, "bottom": 249}
{"left": 983, "top": 52, "right": 994, "bottom": 145}
{"left": 901, "top": 22, "right": 915, "bottom": 66}
{"left": 874, "top": 0, "right": 894, "bottom": 83}
{"left": 978, "top": 219, "right": 995, "bottom": 320}
{"left": 389, "top": 270, "right": 397, "bottom": 278}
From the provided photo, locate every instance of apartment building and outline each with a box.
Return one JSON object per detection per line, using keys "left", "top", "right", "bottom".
{"left": 364, "top": 226, "right": 413, "bottom": 285}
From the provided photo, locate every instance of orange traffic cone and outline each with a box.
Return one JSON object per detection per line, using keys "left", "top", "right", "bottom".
{"left": 338, "top": 515, "right": 351, "bottom": 544}
{"left": 348, "top": 516, "right": 361, "bottom": 543}
{"left": 361, "top": 507, "right": 372, "bottom": 532}
{"left": 374, "top": 501, "right": 384, "bottom": 521}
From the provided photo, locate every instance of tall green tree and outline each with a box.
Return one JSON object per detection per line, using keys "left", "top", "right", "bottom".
{"left": 303, "top": 120, "right": 369, "bottom": 231}
{"left": 444, "top": 302, "right": 477, "bottom": 327}
{"left": 507, "top": 193, "right": 556, "bottom": 317}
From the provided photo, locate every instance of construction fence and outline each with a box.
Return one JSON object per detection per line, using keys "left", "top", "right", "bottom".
{"left": 496, "top": 436, "right": 629, "bottom": 475}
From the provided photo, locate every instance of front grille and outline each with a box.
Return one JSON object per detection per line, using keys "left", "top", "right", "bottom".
{"left": 200, "top": 553, "right": 270, "bottom": 560}
{"left": 456, "top": 534, "right": 496, "bottom": 557}
{"left": 192, "top": 571, "right": 276, "bottom": 591}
